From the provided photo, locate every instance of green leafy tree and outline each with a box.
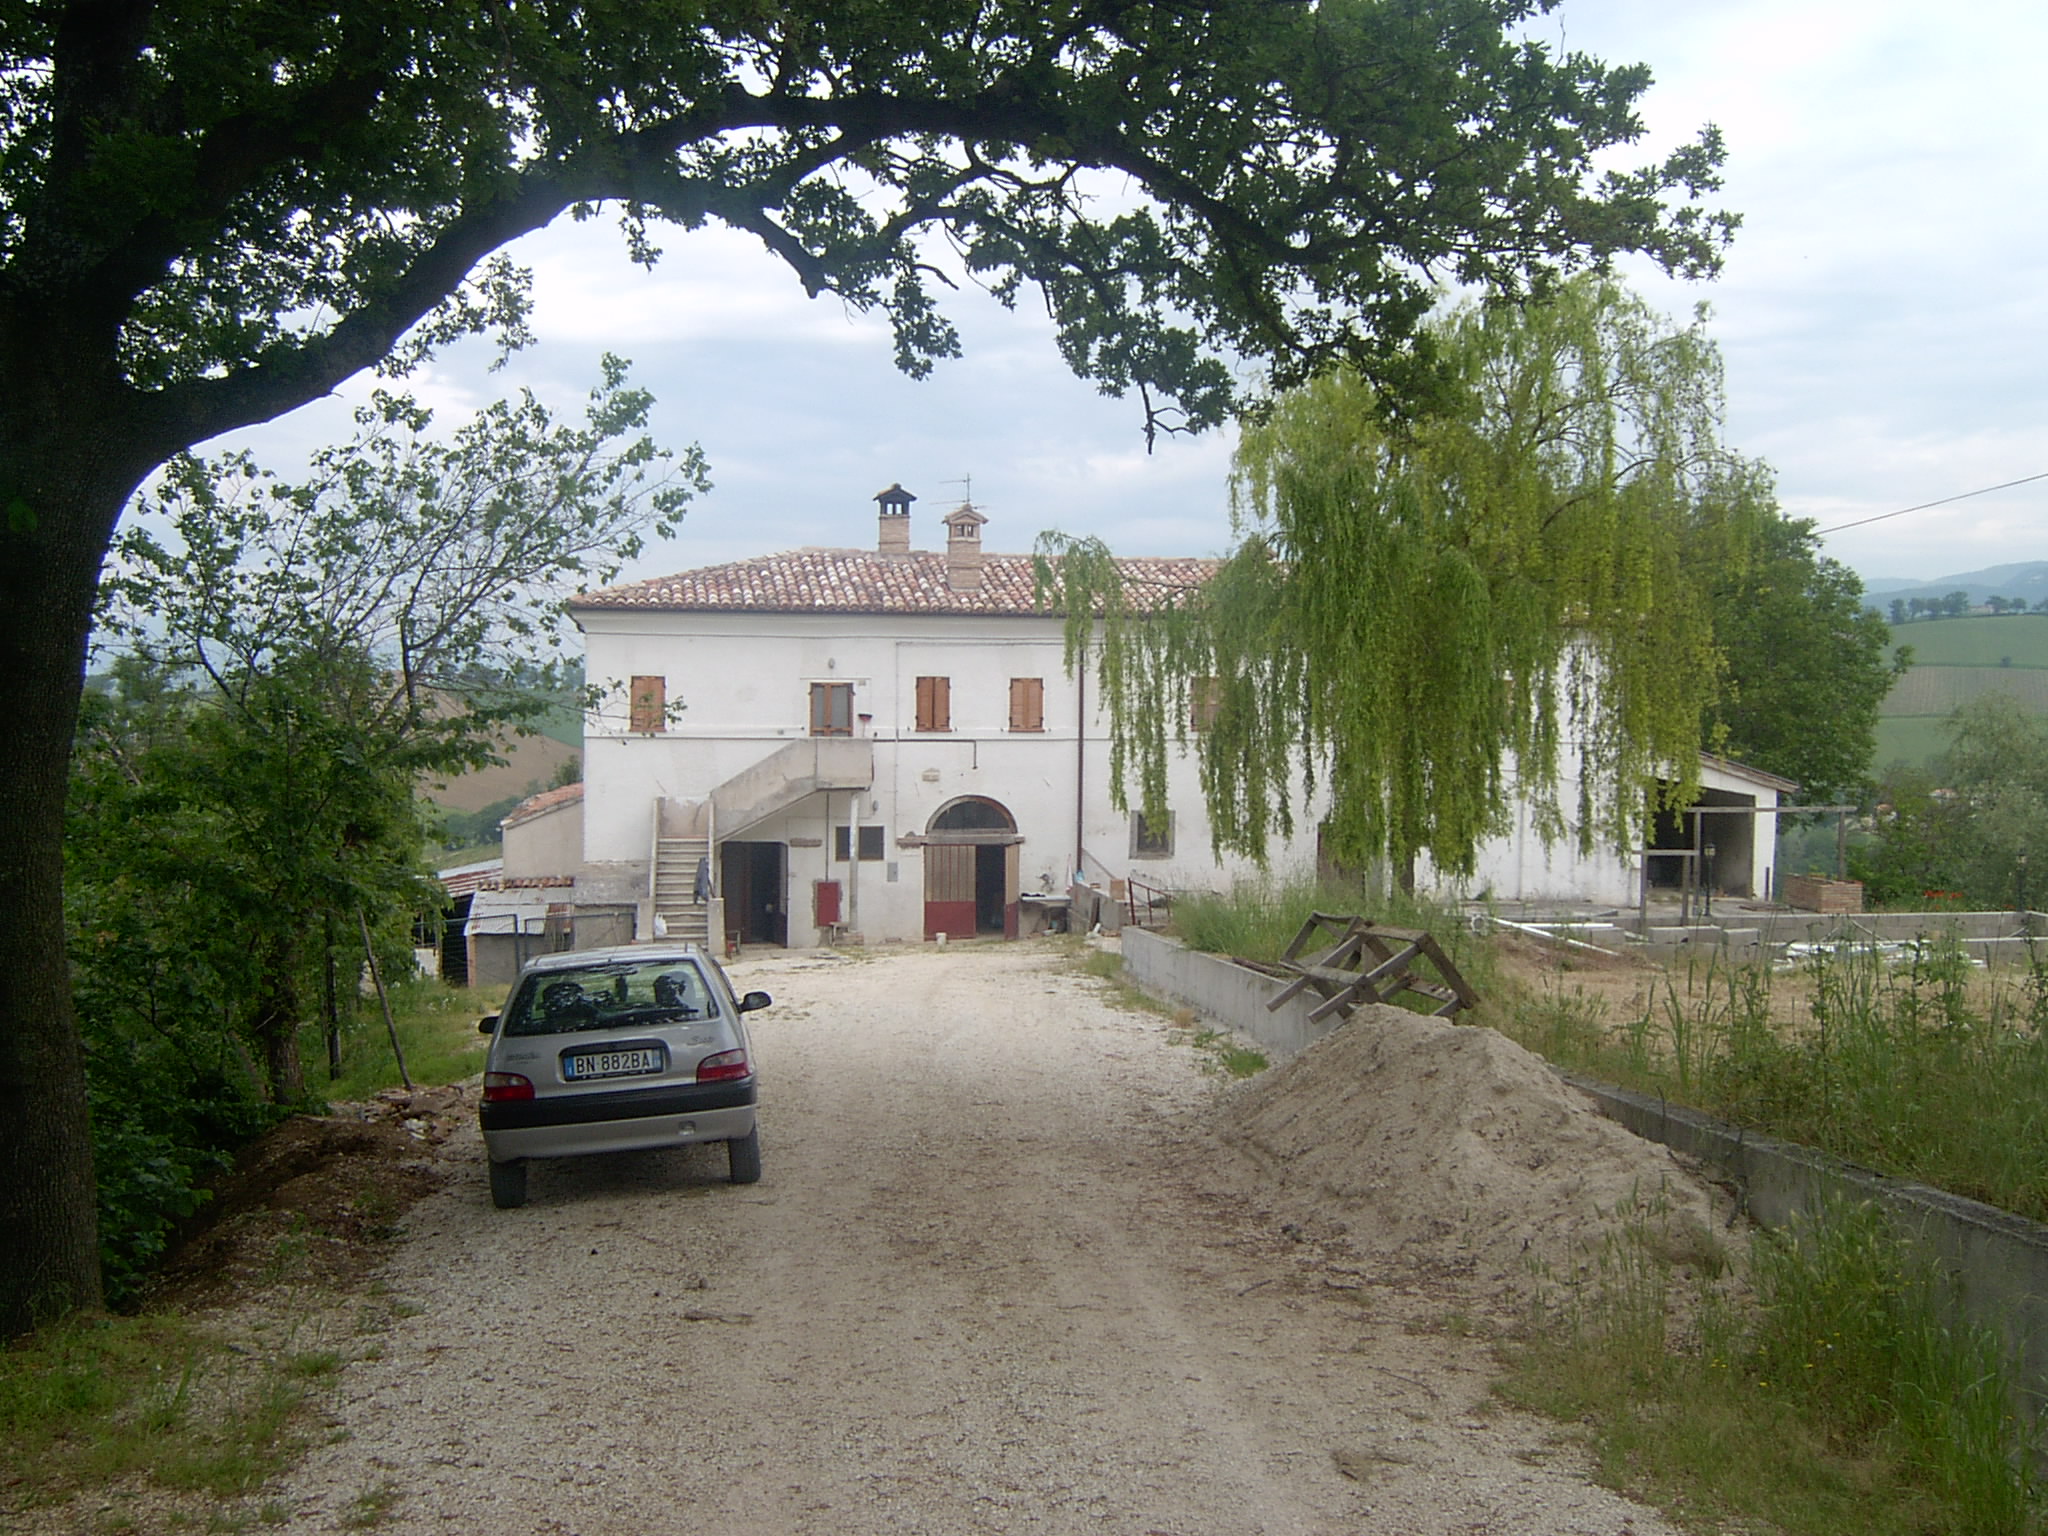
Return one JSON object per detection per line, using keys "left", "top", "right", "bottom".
{"left": 95, "top": 366, "right": 698, "bottom": 1106}
{"left": 1857, "top": 696, "right": 2048, "bottom": 908}
{"left": 72, "top": 650, "right": 426, "bottom": 1093}
{"left": 2, "top": 0, "right": 1730, "bottom": 1330}
{"left": 64, "top": 367, "right": 690, "bottom": 1295}
{"left": 66, "top": 665, "right": 284, "bottom": 1299}
{"left": 1706, "top": 512, "right": 1906, "bottom": 806}
{"left": 1040, "top": 277, "right": 1763, "bottom": 885}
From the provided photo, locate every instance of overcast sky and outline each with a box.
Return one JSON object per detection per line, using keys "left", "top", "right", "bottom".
{"left": 214, "top": 0, "right": 2047, "bottom": 591}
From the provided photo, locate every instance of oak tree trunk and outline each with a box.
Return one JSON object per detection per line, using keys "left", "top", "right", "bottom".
{"left": 0, "top": 380, "right": 161, "bottom": 1334}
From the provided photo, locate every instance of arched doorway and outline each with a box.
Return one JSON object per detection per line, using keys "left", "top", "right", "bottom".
{"left": 923, "top": 797, "right": 1020, "bottom": 940}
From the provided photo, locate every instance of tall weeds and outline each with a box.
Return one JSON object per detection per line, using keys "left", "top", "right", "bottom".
{"left": 1504, "top": 1200, "right": 2042, "bottom": 1536}
{"left": 1504, "top": 936, "right": 2048, "bottom": 1224}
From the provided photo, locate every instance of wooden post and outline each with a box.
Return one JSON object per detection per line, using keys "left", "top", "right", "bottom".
{"left": 358, "top": 908, "right": 413, "bottom": 1091}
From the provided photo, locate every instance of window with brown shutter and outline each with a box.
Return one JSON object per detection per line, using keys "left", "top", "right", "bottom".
{"left": 810, "top": 681, "right": 853, "bottom": 736}
{"left": 1190, "top": 676, "right": 1223, "bottom": 731}
{"left": 915, "top": 675, "right": 951, "bottom": 732}
{"left": 629, "top": 675, "right": 666, "bottom": 733}
{"left": 1008, "top": 676, "right": 1044, "bottom": 732}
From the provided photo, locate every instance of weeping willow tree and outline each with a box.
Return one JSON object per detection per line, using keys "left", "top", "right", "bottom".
{"left": 1038, "top": 277, "right": 1772, "bottom": 884}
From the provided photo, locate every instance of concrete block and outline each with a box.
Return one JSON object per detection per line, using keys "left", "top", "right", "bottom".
{"left": 1120, "top": 927, "right": 1337, "bottom": 1059}
{"left": 1564, "top": 1075, "right": 2048, "bottom": 1427}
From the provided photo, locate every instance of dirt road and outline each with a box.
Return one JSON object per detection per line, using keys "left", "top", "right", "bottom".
{"left": 274, "top": 943, "right": 1679, "bottom": 1535}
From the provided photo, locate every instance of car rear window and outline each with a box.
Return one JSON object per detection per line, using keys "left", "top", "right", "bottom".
{"left": 501, "top": 959, "right": 719, "bottom": 1037}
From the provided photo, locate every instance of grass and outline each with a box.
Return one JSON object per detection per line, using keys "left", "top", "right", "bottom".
{"left": 1500, "top": 1200, "right": 2042, "bottom": 1536}
{"left": 1187, "top": 1025, "right": 1267, "bottom": 1078}
{"left": 312, "top": 976, "right": 503, "bottom": 1101}
{"left": 1875, "top": 615, "right": 2048, "bottom": 770}
{"left": 1167, "top": 878, "right": 2048, "bottom": 1532}
{"left": 4, "top": 975, "right": 480, "bottom": 1524}
{"left": 0, "top": 1312, "right": 333, "bottom": 1516}
{"left": 1081, "top": 875, "right": 1499, "bottom": 1073}
{"left": 1075, "top": 943, "right": 1169, "bottom": 1003}
{"left": 1495, "top": 936, "right": 2048, "bottom": 1223}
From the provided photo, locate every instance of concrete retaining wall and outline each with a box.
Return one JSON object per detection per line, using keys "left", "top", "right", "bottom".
{"left": 1567, "top": 1078, "right": 2048, "bottom": 1420}
{"left": 1122, "top": 926, "right": 2048, "bottom": 1419}
{"left": 1121, "top": 927, "right": 1332, "bottom": 1059}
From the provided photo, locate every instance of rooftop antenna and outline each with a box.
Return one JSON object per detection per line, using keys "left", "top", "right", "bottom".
{"left": 937, "top": 474, "right": 974, "bottom": 506}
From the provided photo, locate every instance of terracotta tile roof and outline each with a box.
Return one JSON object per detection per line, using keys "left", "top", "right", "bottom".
{"left": 502, "top": 782, "right": 583, "bottom": 828}
{"left": 570, "top": 549, "right": 1218, "bottom": 616}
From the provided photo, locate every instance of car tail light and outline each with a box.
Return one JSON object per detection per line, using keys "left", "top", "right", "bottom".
{"left": 482, "top": 1072, "right": 535, "bottom": 1102}
{"left": 696, "top": 1049, "right": 750, "bottom": 1082}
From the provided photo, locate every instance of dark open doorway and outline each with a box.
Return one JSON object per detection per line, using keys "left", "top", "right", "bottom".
{"left": 721, "top": 840, "right": 787, "bottom": 947}
{"left": 974, "top": 844, "right": 1006, "bottom": 934}
{"left": 1646, "top": 785, "right": 1758, "bottom": 898}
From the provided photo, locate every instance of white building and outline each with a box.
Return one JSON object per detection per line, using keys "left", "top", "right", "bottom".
{"left": 561, "top": 488, "right": 1791, "bottom": 949}
{"left": 1436, "top": 752, "right": 1798, "bottom": 912}
{"left": 568, "top": 489, "right": 1305, "bottom": 949}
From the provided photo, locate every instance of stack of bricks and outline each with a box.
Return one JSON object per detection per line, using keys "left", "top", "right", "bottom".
{"left": 1783, "top": 873, "right": 1864, "bottom": 914}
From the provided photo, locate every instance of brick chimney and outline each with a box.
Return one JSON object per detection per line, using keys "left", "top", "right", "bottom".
{"left": 874, "top": 482, "right": 915, "bottom": 557}
{"left": 943, "top": 502, "right": 988, "bottom": 592}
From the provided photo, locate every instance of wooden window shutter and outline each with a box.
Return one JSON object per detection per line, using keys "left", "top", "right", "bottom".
{"left": 1009, "top": 677, "right": 1044, "bottom": 732}
{"left": 1191, "top": 676, "right": 1223, "bottom": 731}
{"left": 629, "top": 675, "right": 665, "bottom": 733}
{"left": 915, "top": 675, "right": 951, "bottom": 732}
{"left": 810, "top": 682, "right": 852, "bottom": 736}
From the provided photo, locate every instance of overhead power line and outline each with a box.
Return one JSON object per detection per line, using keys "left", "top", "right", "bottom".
{"left": 1814, "top": 471, "right": 2048, "bottom": 535}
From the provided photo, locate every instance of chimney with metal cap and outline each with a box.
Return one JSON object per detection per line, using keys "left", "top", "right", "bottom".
{"left": 943, "top": 502, "right": 988, "bottom": 592}
{"left": 875, "top": 482, "right": 915, "bottom": 556}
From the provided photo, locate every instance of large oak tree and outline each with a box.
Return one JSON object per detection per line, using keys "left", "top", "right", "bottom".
{"left": 0, "top": 0, "right": 1729, "bottom": 1330}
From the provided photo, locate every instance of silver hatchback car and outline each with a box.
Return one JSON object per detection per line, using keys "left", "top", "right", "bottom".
{"left": 477, "top": 944, "right": 770, "bottom": 1208}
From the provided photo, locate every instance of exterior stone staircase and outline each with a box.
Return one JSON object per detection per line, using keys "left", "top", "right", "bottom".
{"left": 652, "top": 834, "right": 714, "bottom": 947}
{"left": 645, "top": 741, "right": 873, "bottom": 951}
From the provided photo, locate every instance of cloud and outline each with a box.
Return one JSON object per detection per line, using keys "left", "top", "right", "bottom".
{"left": 522, "top": 220, "right": 894, "bottom": 350}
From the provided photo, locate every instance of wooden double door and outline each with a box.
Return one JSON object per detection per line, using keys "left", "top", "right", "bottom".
{"left": 923, "top": 842, "right": 1018, "bottom": 940}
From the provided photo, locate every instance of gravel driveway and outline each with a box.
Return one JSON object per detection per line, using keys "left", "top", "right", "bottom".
{"left": 274, "top": 942, "right": 1680, "bottom": 1535}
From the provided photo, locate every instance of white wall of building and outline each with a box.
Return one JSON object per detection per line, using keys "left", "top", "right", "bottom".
{"left": 503, "top": 801, "right": 583, "bottom": 881}
{"left": 1418, "top": 754, "right": 1787, "bottom": 910}
{"left": 578, "top": 609, "right": 1318, "bottom": 946}
{"left": 577, "top": 609, "right": 1784, "bottom": 941}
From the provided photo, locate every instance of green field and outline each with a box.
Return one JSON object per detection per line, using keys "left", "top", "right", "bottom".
{"left": 1871, "top": 716, "right": 1961, "bottom": 775}
{"left": 1882, "top": 666, "right": 2048, "bottom": 715}
{"left": 1874, "top": 615, "right": 2048, "bottom": 772}
{"left": 1886, "top": 612, "right": 2048, "bottom": 668}
{"left": 531, "top": 693, "right": 584, "bottom": 747}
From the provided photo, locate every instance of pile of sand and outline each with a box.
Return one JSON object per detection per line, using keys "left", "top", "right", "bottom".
{"left": 1218, "top": 1004, "right": 1730, "bottom": 1306}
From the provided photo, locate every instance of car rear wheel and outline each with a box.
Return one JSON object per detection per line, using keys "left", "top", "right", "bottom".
{"left": 727, "top": 1127, "right": 762, "bottom": 1185}
{"left": 489, "top": 1157, "right": 529, "bottom": 1209}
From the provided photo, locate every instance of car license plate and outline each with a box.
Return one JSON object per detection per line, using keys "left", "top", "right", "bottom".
{"left": 564, "top": 1047, "right": 663, "bottom": 1081}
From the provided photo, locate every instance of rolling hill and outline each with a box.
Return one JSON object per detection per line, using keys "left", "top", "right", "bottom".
{"left": 1865, "top": 560, "right": 2048, "bottom": 608}
{"left": 1874, "top": 612, "right": 2048, "bottom": 773}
